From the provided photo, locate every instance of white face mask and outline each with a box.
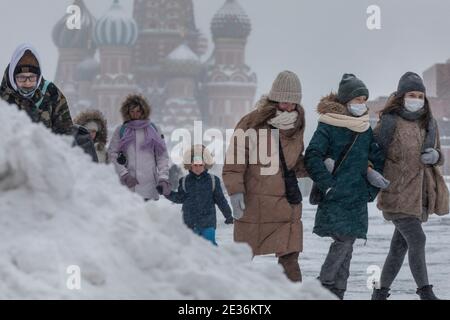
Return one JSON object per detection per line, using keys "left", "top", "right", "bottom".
{"left": 404, "top": 98, "right": 425, "bottom": 112}
{"left": 348, "top": 104, "right": 368, "bottom": 117}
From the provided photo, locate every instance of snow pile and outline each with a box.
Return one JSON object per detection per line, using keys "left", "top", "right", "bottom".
{"left": 0, "top": 102, "right": 333, "bottom": 300}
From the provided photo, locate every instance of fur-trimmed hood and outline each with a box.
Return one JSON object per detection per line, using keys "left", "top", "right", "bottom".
{"left": 244, "top": 95, "right": 305, "bottom": 136}
{"left": 73, "top": 110, "right": 108, "bottom": 146}
{"left": 120, "top": 94, "right": 151, "bottom": 122}
{"left": 317, "top": 93, "right": 351, "bottom": 116}
{"left": 316, "top": 93, "right": 371, "bottom": 133}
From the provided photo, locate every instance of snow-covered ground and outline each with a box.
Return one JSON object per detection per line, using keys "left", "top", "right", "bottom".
{"left": 1, "top": 102, "right": 448, "bottom": 300}
{"left": 217, "top": 201, "right": 450, "bottom": 300}
{"left": 0, "top": 102, "right": 333, "bottom": 300}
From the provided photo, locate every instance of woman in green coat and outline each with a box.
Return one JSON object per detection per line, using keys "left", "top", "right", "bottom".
{"left": 305, "top": 74, "right": 386, "bottom": 299}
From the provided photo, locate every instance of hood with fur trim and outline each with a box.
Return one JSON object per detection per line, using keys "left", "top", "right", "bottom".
{"left": 316, "top": 93, "right": 371, "bottom": 133}
{"left": 120, "top": 94, "right": 151, "bottom": 122}
{"left": 73, "top": 110, "right": 108, "bottom": 146}
{"left": 317, "top": 93, "right": 351, "bottom": 116}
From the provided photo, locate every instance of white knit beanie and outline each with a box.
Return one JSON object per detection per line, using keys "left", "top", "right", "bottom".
{"left": 268, "top": 70, "right": 302, "bottom": 105}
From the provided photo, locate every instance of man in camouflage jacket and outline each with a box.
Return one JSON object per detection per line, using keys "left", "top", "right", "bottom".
{"left": 0, "top": 43, "right": 73, "bottom": 135}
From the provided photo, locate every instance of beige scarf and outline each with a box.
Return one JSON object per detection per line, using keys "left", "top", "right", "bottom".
{"left": 319, "top": 113, "right": 371, "bottom": 133}
{"left": 267, "top": 110, "right": 299, "bottom": 130}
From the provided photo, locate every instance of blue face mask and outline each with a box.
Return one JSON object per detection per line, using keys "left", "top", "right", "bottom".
{"left": 348, "top": 104, "right": 368, "bottom": 117}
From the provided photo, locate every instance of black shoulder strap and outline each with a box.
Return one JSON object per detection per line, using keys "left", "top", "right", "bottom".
{"left": 332, "top": 132, "right": 359, "bottom": 175}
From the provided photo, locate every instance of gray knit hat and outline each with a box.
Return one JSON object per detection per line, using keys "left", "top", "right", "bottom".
{"left": 397, "top": 72, "right": 426, "bottom": 97}
{"left": 268, "top": 70, "right": 302, "bottom": 105}
{"left": 337, "top": 73, "right": 369, "bottom": 104}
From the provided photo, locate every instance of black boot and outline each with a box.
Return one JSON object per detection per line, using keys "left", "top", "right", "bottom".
{"left": 332, "top": 288, "right": 346, "bottom": 300}
{"left": 321, "top": 283, "right": 345, "bottom": 300}
{"left": 371, "top": 287, "right": 390, "bottom": 300}
{"left": 416, "top": 285, "right": 440, "bottom": 300}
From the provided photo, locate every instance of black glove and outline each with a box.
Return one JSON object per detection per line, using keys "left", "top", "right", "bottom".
{"left": 157, "top": 180, "right": 171, "bottom": 196}
{"left": 117, "top": 152, "right": 127, "bottom": 166}
{"left": 72, "top": 125, "right": 98, "bottom": 163}
{"left": 224, "top": 217, "right": 234, "bottom": 225}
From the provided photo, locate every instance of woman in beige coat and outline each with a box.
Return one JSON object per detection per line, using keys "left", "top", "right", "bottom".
{"left": 372, "top": 72, "right": 449, "bottom": 300}
{"left": 223, "top": 71, "right": 307, "bottom": 282}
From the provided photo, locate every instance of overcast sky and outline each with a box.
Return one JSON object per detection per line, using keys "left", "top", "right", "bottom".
{"left": 1, "top": 0, "right": 450, "bottom": 140}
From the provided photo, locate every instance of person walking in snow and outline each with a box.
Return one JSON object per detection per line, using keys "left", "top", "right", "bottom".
{"left": 305, "top": 74, "right": 386, "bottom": 300}
{"left": 372, "top": 72, "right": 449, "bottom": 300}
{"left": 0, "top": 43, "right": 73, "bottom": 135}
{"left": 108, "top": 94, "right": 170, "bottom": 201}
{"left": 222, "top": 71, "right": 307, "bottom": 283}
{"left": 74, "top": 110, "right": 109, "bottom": 164}
{"left": 164, "top": 145, "right": 233, "bottom": 246}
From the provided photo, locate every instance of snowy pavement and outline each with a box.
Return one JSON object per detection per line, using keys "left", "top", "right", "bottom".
{"left": 217, "top": 202, "right": 450, "bottom": 300}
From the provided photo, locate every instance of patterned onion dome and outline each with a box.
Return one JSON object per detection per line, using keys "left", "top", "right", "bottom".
{"left": 211, "top": 0, "right": 251, "bottom": 40}
{"left": 75, "top": 56, "right": 100, "bottom": 81}
{"left": 52, "top": 0, "right": 97, "bottom": 50}
{"left": 94, "top": 0, "right": 138, "bottom": 47}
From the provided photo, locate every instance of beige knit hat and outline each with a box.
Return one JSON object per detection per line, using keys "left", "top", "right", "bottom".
{"left": 268, "top": 70, "right": 302, "bottom": 105}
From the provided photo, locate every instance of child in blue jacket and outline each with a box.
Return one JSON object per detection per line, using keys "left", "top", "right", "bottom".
{"left": 163, "top": 145, "right": 233, "bottom": 246}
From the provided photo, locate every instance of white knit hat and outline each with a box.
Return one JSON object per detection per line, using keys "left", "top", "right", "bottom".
{"left": 268, "top": 70, "right": 302, "bottom": 105}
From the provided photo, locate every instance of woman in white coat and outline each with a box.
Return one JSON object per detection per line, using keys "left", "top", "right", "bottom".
{"left": 108, "top": 94, "right": 170, "bottom": 201}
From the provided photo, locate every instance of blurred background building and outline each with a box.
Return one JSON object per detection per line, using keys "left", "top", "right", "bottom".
{"left": 52, "top": 0, "right": 257, "bottom": 137}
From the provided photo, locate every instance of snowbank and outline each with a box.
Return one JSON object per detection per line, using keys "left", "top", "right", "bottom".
{"left": 0, "top": 102, "right": 333, "bottom": 299}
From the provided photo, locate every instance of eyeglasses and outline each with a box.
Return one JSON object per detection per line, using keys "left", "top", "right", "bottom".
{"left": 15, "top": 75, "right": 38, "bottom": 83}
